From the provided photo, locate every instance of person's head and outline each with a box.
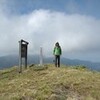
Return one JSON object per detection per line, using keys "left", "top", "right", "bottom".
{"left": 55, "top": 42, "right": 59, "bottom": 47}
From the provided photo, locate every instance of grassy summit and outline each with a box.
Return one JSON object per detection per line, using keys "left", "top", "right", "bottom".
{"left": 0, "top": 64, "right": 100, "bottom": 100}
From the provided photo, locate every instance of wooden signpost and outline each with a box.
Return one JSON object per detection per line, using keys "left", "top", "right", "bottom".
{"left": 19, "top": 39, "right": 29, "bottom": 73}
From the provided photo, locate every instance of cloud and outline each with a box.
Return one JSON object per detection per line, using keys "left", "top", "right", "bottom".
{"left": 0, "top": 3, "right": 100, "bottom": 61}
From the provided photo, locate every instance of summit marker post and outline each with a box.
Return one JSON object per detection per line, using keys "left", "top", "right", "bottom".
{"left": 40, "top": 47, "right": 43, "bottom": 66}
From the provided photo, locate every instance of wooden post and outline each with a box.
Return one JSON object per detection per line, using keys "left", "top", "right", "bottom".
{"left": 25, "top": 57, "right": 27, "bottom": 69}
{"left": 19, "top": 41, "right": 22, "bottom": 73}
{"left": 25, "top": 53, "right": 27, "bottom": 69}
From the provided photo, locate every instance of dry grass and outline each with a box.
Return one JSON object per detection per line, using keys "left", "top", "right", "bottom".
{"left": 0, "top": 64, "right": 100, "bottom": 100}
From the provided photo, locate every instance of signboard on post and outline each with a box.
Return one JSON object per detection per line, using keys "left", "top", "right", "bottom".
{"left": 19, "top": 39, "right": 29, "bottom": 73}
{"left": 21, "top": 44, "right": 27, "bottom": 58}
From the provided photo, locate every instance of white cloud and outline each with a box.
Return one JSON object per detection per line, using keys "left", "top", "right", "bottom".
{"left": 0, "top": 4, "right": 100, "bottom": 61}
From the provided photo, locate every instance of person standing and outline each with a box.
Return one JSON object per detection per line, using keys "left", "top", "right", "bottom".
{"left": 53, "top": 42, "right": 62, "bottom": 67}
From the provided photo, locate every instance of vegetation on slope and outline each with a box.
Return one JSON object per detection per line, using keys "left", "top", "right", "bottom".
{"left": 0, "top": 64, "right": 100, "bottom": 100}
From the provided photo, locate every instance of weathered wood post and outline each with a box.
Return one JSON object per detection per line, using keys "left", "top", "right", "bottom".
{"left": 19, "top": 39, "right": 29, "bottom": 73}
{"left": 19, "top": 40, "right": 22, "bottom": 73}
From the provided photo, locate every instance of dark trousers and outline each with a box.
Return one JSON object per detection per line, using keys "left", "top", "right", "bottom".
{"left": 55, "top": 55, "right": 60, "bottom": 67}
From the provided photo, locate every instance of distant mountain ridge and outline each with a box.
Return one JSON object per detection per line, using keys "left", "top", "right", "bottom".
{"left": 0, "top": 55, "right": 100, "bottom": 71}
{"left": 45, "top": 57, "right": 100, "bottom": 71}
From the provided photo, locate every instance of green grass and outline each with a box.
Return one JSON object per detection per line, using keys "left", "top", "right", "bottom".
{"left": 0, "top": 64, "right": 100, "bottom": 100}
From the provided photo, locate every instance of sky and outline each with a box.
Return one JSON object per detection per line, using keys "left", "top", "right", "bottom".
{"left": 0, "top": 0, "right": 100, "bottom": 62}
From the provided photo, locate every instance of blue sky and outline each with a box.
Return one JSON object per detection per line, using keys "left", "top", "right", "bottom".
{"left": 0, "top": 0, "right": 100, "bottom": 62}
{"left": 4, "top": 0, "right": 100, "bottom": 18}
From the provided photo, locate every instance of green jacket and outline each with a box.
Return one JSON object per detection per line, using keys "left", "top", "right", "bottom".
{"left": 53, "top": 46, "right": 62, "bottom": 55}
